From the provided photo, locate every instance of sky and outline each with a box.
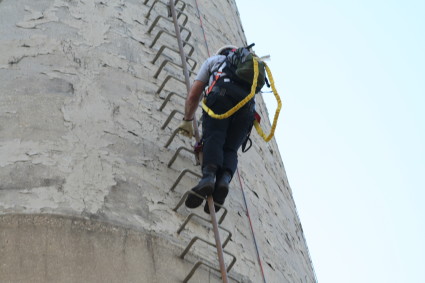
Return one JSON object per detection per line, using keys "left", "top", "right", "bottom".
{"left": 235, "top": 1, "right": 425, "bottom": 282}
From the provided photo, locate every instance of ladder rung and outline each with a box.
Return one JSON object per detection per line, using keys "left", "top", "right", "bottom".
{"left": 168, "top": 146, "right": 195, "bottom": 168}
{"left": 177, "top": 212, "right": 232, "bottom": 247}
{"left": 147, "top": 12, "right": 189, "bottom": 31}
{"left": 153, "top": 59, "right": 196, "bottom": 79}
{"left": 180, "top": 236, "right": 237, "bottom": 273}
{"left": 169, "top": 169, "right": 201, "bottom": 192}
{"left": 145, "top": 0, "right": 187, "bottom": 19}
{"left": 152, "top": 45, "right": 196, "bottom": 66}
{"left": 149, "top": 29, "right": 194, "bottom": 53}
{"left": 164, "top": 128, "right": 181, "bottom": 148}
{"left": 161, "top": 109, "right": 184, "bottom": 130}
{"left": 147, "top": 15, "right": 190, "bottom": 36}
{"left": 158, "top": 92, "right": 185, "bottom": 112}
{"left": 182, "top": 260, "right": 241, "bottom": 283}
{"left": 156, "top": 75, "right": 186, "bottom": 97}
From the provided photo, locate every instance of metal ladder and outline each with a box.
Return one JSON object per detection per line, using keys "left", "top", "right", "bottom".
{"left": 144, "top": 1, "right": 239, "bottom": 282}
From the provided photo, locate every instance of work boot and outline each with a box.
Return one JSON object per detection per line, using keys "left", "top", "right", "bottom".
{"left": 204, "top": 170, "right": 232, "bottom": 214}
{"left": 185, "top": 164, "right": 217, "bottom": 208}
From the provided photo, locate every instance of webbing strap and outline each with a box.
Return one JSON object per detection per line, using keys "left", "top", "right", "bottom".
{"left": 253, "top": 63, "right": 282, "bottom": 142}
{"left": 201, "top": 57, "right": 282, "bottom": 142}
{"left": 201, "top": 57, "right": 259, "bottom": 119}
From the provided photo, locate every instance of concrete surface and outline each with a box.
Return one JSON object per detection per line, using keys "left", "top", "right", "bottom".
{"left": 0, "top": 0, "right": 315, "bottom": 282}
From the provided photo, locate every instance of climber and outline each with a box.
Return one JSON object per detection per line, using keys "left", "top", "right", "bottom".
{"left": 178, "top": 44, "right": 260, "bottom": 214}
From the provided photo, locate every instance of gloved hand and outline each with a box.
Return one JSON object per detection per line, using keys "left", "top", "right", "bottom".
{"left": 178, "top": 119, "right": 194, "bottom": 137}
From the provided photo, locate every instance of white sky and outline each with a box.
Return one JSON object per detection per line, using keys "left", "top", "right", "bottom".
{"left": 235, "top": 1, "right": 425, "bottom": 282}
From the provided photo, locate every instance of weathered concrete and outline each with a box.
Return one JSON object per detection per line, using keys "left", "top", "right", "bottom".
{"left": 0, "top": 214, "right": 232, "bottom": 283}
{"left": 0, "top": 0, "right": 315, "bottom": 282}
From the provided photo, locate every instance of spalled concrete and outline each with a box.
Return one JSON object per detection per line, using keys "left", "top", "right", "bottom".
{"left": 0, "top": 0, "right": 315, "bottom": 282}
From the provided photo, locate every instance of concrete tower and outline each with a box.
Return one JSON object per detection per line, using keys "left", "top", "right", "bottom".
{"left": 0, "top": 0, "right": 315, "bottom": 282}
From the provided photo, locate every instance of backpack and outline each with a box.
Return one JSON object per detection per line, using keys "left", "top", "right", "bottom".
{"left": 202, "top": 43, "right": 282, "bottom": 146}
{"left": 224, "top": 43, "right": 267, "bottom": 92}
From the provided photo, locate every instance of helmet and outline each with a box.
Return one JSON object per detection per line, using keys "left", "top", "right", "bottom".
{"left": 215, "top": 45, "right": 237, "bottom": 56}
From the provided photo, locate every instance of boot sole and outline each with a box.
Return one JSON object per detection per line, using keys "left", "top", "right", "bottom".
{"left": 185, "top": 183, "right": 214, "bottom": 208}
{"left": 204, "top": 184, "right": 229, "bottom": 214}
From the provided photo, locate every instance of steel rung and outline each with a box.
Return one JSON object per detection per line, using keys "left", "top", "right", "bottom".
{"left": 177, "top": 212, "right": 232, "bottom": 247}
{"left": 147, "top": 10, "right": 188, "bottom": 29}
{"left": 164, "top": 128, "right": 181, "bottom": 148}
{"left": 158, "top": 92, "right": 185, "bottom": 112}
{"left": 156, "top": 75, "right": 186, "bottom": 97}
{"left": 152, "top": 45, "right": 197, "bottom": 66}
{"left": 147, "top": 15, "right": 190, "bottom": 37}
{"left": 180, "top": 236, "right": 237, "bottom": 273}
{"left": 168, "top": 146, "right": 195, "bottom": 168}
{"left": 169, "top": 168, "right": 201, "bottom": 192}
{"left": 153, "top": 59, "right": 196, "bottom": 79}
{"left": 149, "top": 29, "right": 194, "bottom": 53}
{"left": 146, "top": 0, "right": 187, "bottom": 19}
{"left": 161, "top": 109, "right": 184, "bottom": 130}
{"left": 183, "top": 261, "right": 241, "bottom": 283}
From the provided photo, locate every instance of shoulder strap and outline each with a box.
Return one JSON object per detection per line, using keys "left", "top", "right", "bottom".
{"left": 206, "top": 60, "right": 226, "bottom": 95}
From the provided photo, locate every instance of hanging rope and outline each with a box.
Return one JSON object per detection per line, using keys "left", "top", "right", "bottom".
{"left": 253, "top": 62, "right": 282, "bottom": 142}
{"left": 194, "top": 0, "right": 211, "bottom": 57}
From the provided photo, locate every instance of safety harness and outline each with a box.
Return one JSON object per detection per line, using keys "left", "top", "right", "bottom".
{"left": 201, "top": 53, "right": 282, "bottom": 143}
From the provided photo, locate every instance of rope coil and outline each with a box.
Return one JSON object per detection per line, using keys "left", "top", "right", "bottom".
{"left": 201, "top": 57, "right": 282, "bottom": 142}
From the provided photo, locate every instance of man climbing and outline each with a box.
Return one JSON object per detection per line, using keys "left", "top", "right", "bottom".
{"left": 178, "top": 44, "right": 262, "bottom": 214}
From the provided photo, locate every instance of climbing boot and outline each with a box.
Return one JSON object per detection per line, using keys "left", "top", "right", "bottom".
{"left": 204, "top": 170, "right": 231, "bottom": 214}
{"left": 185, "top": 164, "right": 217, "bottom": 208}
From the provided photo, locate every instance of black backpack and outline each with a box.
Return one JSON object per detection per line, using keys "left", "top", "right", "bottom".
{"left": 223, "top": 43, "right": 267, "bottom": 92}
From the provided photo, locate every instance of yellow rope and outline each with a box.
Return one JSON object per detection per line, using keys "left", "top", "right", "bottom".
{"left": 201, "top": 58, "right": 259, "bottom": 119}
{"left": 201, "top": 56, "right": 281, "bottom": 142}
{"left": 253, "top": 63, "right": 282, "bottom": 142}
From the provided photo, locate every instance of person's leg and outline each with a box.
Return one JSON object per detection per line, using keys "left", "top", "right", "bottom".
{"left": 222, "top": 103, "right": 255, "bottom": 175}
{"left": 205, "top": 102, "right": 255, "bottom": 213}
{"left": 200, "top": 88, "right": 234, "bottom": 168}
{"left": 185, "top": 91, "right": 232, "bottom": 209}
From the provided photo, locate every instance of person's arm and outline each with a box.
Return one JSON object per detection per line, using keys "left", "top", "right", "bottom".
{"left": 178, "top": 57, "right": 212, "bottom": 137}
{"left": 183, "top": 80, "right": 207, "bottom": 121}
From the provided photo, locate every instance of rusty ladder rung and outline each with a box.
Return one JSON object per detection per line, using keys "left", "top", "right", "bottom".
{"left": 147, "top": 10, "right": 188, "bottom": 29}
{"left": 145, "top": 0, "right": 187, "bottom": 19}
{"left": 147, "top": 15, "right": 191, "bottom": 39}
{"left": 148, "top": 26, "right": 193, "bottom": 49}
{"left": 153, "top": 59, "right": 196, "bottom": 79}
{"left": 177, "top": 212, "right": 232, "bottom": 247}
{"left": 158, "top": 91, "right": 185, "bottom": 112}
{"left": 180, "top": 236, "right": 237, "bottom": 274}
{"left": 168, "top": 146, "right": 196, "bottom": 168}
{"left": 183, "top": 261, "right": 241, "bottom": 283}
{"left": 149, "top": 29, "right": 194, "bottom": 51}
{"left": 161, "top": 109, "right": 184, "bottom": 130}
{"left": 169, "top": 168, "right": 200, "bottom": 191}
{"left": 156, "top": 74, "right": 187, "bottom": 98}
{"left": 152, "top": 45, "right": 197, "bottom": 66}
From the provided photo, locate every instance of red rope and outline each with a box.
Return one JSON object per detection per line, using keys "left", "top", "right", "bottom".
{"left": 194, "top": 0, "right": 211, "bottom": 56}
{"left": 236, "top": 169, "right": 267, "bottom": 283}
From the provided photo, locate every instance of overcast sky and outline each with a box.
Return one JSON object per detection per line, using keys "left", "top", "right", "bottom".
{"left": 236, "top": 1, "right": 425, "bottom": 282}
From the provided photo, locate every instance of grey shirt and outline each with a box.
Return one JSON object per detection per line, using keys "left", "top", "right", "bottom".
{"left": 195, "top": 55, "right": 227, "bottom": 85}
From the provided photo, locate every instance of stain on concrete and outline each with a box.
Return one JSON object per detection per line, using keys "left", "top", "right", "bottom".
{"left": 0, "top": 0, "right": 315, "bottom": 281}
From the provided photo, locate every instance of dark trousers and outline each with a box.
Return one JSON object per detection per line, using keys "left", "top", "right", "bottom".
{"left": 202, "top": 82, "right": 255, "bottom": 177}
